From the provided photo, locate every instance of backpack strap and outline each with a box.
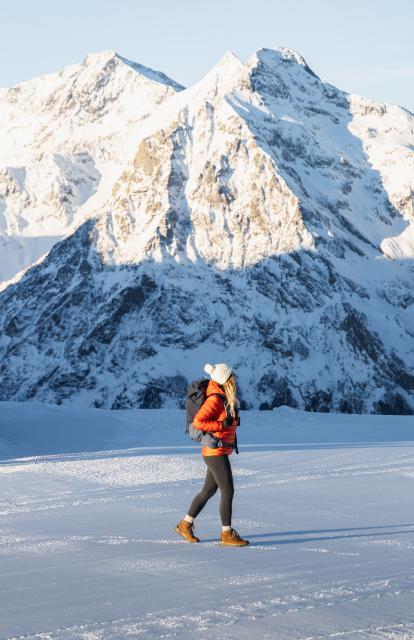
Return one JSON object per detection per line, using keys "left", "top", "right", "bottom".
{"left": 209, "top": 392, "right": 239, "bottom": 454}
{"left": 210, "top": 392, "right": 226, "bottom": 401}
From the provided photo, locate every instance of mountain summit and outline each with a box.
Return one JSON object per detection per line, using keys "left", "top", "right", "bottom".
{"left": 0, "top": 48, "right": 413, "bottom": 413}
{"left": 0, "top": 50, "right": 184, "bottom": 286}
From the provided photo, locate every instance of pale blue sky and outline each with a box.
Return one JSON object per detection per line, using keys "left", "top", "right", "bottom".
{"left": 1, "top": 0, "right": 413, "bottom": 111}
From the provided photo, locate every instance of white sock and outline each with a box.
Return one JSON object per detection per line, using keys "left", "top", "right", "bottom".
{"left": 184, "top": 515, "right": 194, "bottom": 523}
{"left": 222, "top": 525, "right": 231, "bottom": 531}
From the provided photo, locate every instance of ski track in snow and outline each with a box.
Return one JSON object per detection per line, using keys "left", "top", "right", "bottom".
{"left": 1, "top": 434, "right": 414, "bottom": 637}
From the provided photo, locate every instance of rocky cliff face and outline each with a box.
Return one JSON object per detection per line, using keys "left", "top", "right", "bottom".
{"left": 0, "top": 47, "right": 413, "bottom": 413}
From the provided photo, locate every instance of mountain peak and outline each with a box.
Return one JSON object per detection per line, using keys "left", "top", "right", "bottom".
{"left": 250, "top": 45, "right": 319, "bottom": 79}
{"left": 164, "top": 50, "right": 244, "bottom": 107}
{"left": 83, "top": 49, "right": 119, "bottom": 64}
{"left": 198, "top": 50, "right": 244, "bottom": 86}
{"left": 274, "top": 46, "right": 312, "bottom": 68}
{"left": 216, "top": 50, "right": 243, "bottom": 67}
{"left": 81, "top": 50, "right": 184, "bottom": 91}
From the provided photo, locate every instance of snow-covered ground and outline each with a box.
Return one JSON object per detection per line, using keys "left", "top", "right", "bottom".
{"left": 1, "top": 403, "right": 414, "bottom": 639}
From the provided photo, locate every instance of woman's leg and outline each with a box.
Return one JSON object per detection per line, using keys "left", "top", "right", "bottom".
{"left": 204, "top": 455, "right": 234, "bottom": 526}
{"left": 187, "top": 461, "right": 218, "bottom": 519}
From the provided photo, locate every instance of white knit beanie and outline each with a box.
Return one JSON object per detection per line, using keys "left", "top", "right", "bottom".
{"left": 204, "top": 362, "right": 233, "bottom": 385}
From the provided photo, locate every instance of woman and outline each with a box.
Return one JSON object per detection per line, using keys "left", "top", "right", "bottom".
{"left": 175, "top": 362, "right": 249, "bottom": 546}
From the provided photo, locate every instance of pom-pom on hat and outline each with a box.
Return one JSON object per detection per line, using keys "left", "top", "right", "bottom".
{"left": 204, "top": 362, "right": 233, "bottom": 385}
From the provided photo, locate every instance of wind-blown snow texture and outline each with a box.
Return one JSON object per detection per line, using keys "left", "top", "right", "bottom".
{"left": 0, "top": 47, "right": 413, "bottom": 413}
{"left": 1, "top": 404, "right": 414, "bottom": 639}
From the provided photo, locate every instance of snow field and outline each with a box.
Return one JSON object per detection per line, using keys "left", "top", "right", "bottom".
{"left": 0, "top": 404, "right": 414, "bottom": 638}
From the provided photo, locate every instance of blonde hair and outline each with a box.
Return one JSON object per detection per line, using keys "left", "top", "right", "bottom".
{"left": 221, "top": 372, "right": 238, "bottom": 418}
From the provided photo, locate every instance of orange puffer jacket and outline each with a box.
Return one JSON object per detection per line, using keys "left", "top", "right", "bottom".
{"left": 192, "top": 379, "right": 238, "bottom": 456}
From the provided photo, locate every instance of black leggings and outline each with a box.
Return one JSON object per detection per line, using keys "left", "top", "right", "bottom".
{"left": 187, "top": 454, "right": 234, "bottom": 526}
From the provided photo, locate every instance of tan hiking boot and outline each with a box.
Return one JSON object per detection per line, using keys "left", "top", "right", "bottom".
{"left": 220, "top": 528, "right": 249, "bottom": 546}
{"left": 174, "top": 519, "right": 200, "bottom": 543}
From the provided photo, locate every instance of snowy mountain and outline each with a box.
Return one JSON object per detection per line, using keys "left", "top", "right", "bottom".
{"left": 0, "top": 47, "right": 413, "bottom": 413}
{"left": 0, "top": 50, "right": 183, "bottom": 286}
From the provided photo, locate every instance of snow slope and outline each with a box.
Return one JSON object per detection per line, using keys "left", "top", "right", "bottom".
{"left": 1, "top": 404, "right": 414, "bottom": 638}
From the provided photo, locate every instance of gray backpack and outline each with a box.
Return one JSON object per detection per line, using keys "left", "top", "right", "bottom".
{"left": 185, "top": 378, "right": 239, "bottom": 453}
